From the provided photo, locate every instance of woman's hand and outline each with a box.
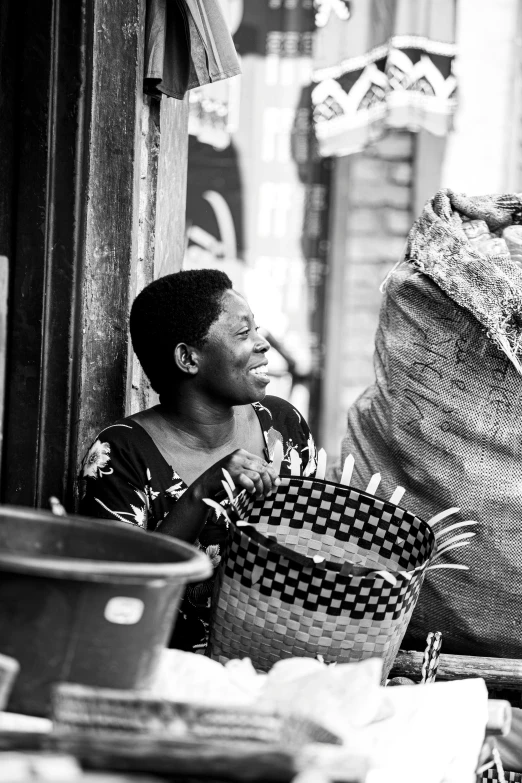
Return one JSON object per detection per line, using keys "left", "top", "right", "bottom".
{"left": 157, "top": 449, "right": 281, "bottom": 542}
{"left": 196, "top": 449, "right": 281, "bottom": 501}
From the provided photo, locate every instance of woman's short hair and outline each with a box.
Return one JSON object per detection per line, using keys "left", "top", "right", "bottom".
{"left": 130, "top": 269, "right": 233, "bottom": 394}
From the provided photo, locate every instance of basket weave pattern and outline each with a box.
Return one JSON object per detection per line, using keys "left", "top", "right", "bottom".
{"left": 209, "top": 478, "right": 435, "bottom": 675}
{"left": 479, "top": 771, "right": 521, "bottom": 783}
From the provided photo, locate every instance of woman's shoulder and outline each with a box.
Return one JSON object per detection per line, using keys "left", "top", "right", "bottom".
{"left": 93, "top": 416, "right": 155, "bottom": 450}
{"left": 253, "top": 395, "right": 307, "bottom": 430}
{"left": 80, "top": 415, "right": 161, "bottom": 479}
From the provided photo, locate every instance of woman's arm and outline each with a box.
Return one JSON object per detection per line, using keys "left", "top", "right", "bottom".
{"left": 156, "top": 448, "right": 280, "bottom": 541}
{"left": 80, "top": 427, "right": 279, "bottom": 543}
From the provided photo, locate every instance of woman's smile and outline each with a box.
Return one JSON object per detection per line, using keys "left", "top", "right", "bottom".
{"left": 249, "top": 362, "right": 270, "bottom": 384}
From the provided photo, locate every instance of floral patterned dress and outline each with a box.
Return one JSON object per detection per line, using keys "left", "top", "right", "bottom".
{"left": 79, "top": 395, "right": 317, "bottom": 653}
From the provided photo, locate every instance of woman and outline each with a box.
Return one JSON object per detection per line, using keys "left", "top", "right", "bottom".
{"left": 80, "top": 269, "right": 317, "bottom": 652}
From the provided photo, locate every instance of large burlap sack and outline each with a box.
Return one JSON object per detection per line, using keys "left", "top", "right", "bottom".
{"left": 341, "top": 189, "right": 522, "bottom": 658}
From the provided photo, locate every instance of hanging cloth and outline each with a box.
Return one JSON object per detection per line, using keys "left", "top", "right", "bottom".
{"left": 312, "top": 0, "right": 457, "bottom": 157}
{"left": 144, "top": 0, "right": 241, "bottom": 100}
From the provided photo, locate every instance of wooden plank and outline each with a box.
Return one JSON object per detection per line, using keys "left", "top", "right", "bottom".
{"left": 130, "top": 96, "right": 161, "bottom": 416}
{"left": 129, "top": 93, "right": 188, "bottom": 415}
{"left": 74, "top": 0, "right": 147, "bottom": 473}
{"left": 391, "top": 650, "right": 522, "bottom": 688}
{"left": 153, "top": 94, "right": 189, "bottom": 280}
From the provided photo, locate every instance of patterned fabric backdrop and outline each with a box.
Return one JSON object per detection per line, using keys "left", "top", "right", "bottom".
{"left": 312, "top": 0, "right": 458, "bottom": 157}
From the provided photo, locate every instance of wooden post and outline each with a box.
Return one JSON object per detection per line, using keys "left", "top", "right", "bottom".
{"left": 72, "top": 0, "right": 147, "bottom": 483}
{"left": 391, "top": 650, "right": 522, "bottom": 689}
{"left": 74, "top": 3, "right": 190, "bottom": 471}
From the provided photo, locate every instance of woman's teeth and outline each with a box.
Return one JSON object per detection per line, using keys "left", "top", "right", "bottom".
{"left": 250, "top": 366, "right": 268, "bottom": 377}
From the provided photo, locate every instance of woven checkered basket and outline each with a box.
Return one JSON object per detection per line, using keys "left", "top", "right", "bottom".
{"left": 479, "top": 771, "right": 522, "bottom": 783}
{"left": 208, "top": 467, "right": 437, "bottom": 678}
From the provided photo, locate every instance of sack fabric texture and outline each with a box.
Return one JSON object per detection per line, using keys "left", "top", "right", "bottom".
{"left": 208, "top": 476, "right": 435, "bottom": 678}
{"left": 341, "top": 189, "right": 522, "bottom": 658}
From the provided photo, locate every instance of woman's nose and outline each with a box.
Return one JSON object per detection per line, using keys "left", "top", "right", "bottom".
{"left": 255, "top": 333, "right": 270, "bottom": 353}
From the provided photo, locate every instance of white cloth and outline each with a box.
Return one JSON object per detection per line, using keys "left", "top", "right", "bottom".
{"left": 336, "top": 678, "right": 488, "bottom": 783}
{"left": 153, "top": 651, "right": 488, "bottom": 783}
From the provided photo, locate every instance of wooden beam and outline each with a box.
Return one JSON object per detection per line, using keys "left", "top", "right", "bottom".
{"left": 73, "top": 0, "right": 147, "bottom": 479}
{"left": 153, "top": 94, "right": 189, "bottom": 281}
{"left": 391, "top": 650, "right": 522, "bottom": 689}
{"left": 130, "top": 96, "right": 161, "bottom": 416}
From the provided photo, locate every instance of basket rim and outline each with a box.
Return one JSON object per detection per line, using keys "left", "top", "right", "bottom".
{"left": 238, "top": 474, "right": 431, "bottom": 525}
{"left": 231, "top": 476, "right": 436, "bottom": 579}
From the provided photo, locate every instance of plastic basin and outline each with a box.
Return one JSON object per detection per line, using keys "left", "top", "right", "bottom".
{"left": 0, "top": 505, "right": 211, "bottom": 716}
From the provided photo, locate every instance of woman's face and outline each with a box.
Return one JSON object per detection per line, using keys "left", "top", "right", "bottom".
{"left": 195, "top": 289, "right": 271, "bottom": 405}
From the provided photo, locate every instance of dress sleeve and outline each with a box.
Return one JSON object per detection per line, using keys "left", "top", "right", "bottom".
{"left": 285, "top": 400, "right": 318, "bottom": 477}
{"left": 78, "top": 423, "right": 152, "bottom": 529}
{"left": 256, "top": 396, "right": 318, "bottom": 477}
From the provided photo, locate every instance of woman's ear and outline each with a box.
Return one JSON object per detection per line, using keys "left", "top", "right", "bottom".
{"left": 174, "top": 343, "right": 199, "bottom": 375}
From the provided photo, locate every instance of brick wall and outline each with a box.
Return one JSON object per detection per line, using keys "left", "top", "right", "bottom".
{"left": 321, "top": 130, "right": 414, "bottom": 458}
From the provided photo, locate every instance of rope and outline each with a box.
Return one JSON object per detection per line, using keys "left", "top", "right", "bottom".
{"left": 421, "top": 631, "right": 442, "bottom": 684}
